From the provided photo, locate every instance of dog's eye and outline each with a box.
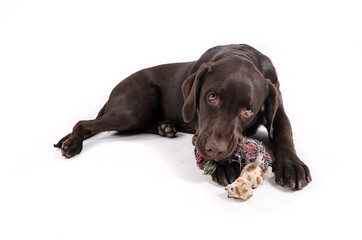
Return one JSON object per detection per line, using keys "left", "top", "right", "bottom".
{"left": 241, "top": 106, "right": 254, "bottom": 117}
{"left": 207, "top": 92, "right": 218, "bottom": 103}
{"left": 246, "top": 106, "right": 254, "bottom": 116}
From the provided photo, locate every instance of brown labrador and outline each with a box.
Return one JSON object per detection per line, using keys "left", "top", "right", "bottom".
{"left": 54, "top": 44, "right": 311, "bottom": 190}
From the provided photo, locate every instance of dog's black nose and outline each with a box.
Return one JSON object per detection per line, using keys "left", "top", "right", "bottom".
{"left": 205, "top": 139, "right": 227, "bottom": 160}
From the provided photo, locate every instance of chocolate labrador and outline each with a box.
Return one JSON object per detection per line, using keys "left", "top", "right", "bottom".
{"left": 54, "top": 44, "right": 311, "bottom": 190}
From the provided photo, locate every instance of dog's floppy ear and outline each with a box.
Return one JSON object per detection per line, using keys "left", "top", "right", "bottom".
{"left": 182, "top": 63, "right": 213, "bottom": 122}
{"left": 264, "top": 79, "right": 279, "bottom": 140}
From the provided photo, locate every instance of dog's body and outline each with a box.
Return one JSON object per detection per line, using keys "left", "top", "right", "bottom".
{"left": 55, "top": 44, "right": 311, "bottom": 190}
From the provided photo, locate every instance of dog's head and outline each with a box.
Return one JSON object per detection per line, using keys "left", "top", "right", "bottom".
{"left": 182, "top": 57, "right": 278, "bottom": 161}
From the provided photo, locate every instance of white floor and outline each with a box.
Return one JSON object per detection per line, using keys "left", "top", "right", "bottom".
{"left": 1, "top": 1, "right": 361, "bottom": 239}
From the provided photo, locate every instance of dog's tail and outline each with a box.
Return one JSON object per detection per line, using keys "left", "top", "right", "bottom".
{"left": 53, "top": 103, "right": 107, "bottom": 148}
{"left": 95, "top": 102, "right": 107, "bottom": 118}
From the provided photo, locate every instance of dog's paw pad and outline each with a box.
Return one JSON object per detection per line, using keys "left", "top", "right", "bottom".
{"left": 158, "top": 123, "right": 177, "bottom": 138}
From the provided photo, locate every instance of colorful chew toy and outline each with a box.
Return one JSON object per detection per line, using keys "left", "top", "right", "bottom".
{"left": 195, "top": 137, "right": 274, "bottom": 200}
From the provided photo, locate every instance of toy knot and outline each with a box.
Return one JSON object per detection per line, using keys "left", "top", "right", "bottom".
{"left": 195, "top": 137, "right": 273, "bottom": 175}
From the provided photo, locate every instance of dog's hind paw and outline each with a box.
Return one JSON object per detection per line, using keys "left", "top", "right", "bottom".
{"left": 157, "top": 123, "right": 177, "bottom": 138}
{"left": 61, "top": 135, "right": 83, "bottom": 158}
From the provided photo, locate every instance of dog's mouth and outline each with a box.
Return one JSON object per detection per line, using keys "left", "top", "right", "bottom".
{"left": 192, "top": 135, "right": 198, "bottom": 146}
{"left": 192, "top": 134, "right": 239, "bottom": 162}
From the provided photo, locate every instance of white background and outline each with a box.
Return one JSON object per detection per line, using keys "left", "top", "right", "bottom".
{"left": 1, "top": 0, "right": 361, "bottom": 239}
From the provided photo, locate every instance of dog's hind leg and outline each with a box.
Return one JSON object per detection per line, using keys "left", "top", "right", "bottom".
{"left": 60, "top": 109, "right": 159, "bottom": 158}
{"left": 56, "top": 81, "right": 162, "bottom": 158}
{"left": 59, "top": 115, "right": 125, "bottom": 158}
{"left": 54, "top": 103, "right": 107, "bottom": 149}
{"left": 151, "top": 121, "right": 177, "bottom": 138}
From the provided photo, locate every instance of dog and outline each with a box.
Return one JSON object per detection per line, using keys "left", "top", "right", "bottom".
{"left": 54, "top": 44, "right": 311, "bottom": 190}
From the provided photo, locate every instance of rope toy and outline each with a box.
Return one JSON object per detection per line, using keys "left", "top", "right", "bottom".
{"left": 195, "top": 137, "right": 274, "bottom": 200}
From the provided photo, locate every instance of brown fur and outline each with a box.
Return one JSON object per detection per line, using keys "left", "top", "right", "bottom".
{"left": 55, "top": 44, "right": 311, "bottom": 190}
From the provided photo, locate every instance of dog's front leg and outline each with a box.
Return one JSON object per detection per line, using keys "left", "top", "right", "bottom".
{"left": 270, "top": 105, "right": 312, "bottom": 190}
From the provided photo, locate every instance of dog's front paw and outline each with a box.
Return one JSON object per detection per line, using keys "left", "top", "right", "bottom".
{"left": 157, "top": 123, "right": 177, "bottom": 138}
{"left": 274, "top": 153, "right": 311, "bottom": 190}
{"left": 61, "top": 135, "right": 83, "bottom": 158}
{"left": 211, "top": 161, "right": 241, "bottom": 186}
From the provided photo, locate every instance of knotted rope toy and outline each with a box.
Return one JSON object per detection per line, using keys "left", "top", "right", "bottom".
{"left": 195, "top": 137, "right": 274, "bottom": 200}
